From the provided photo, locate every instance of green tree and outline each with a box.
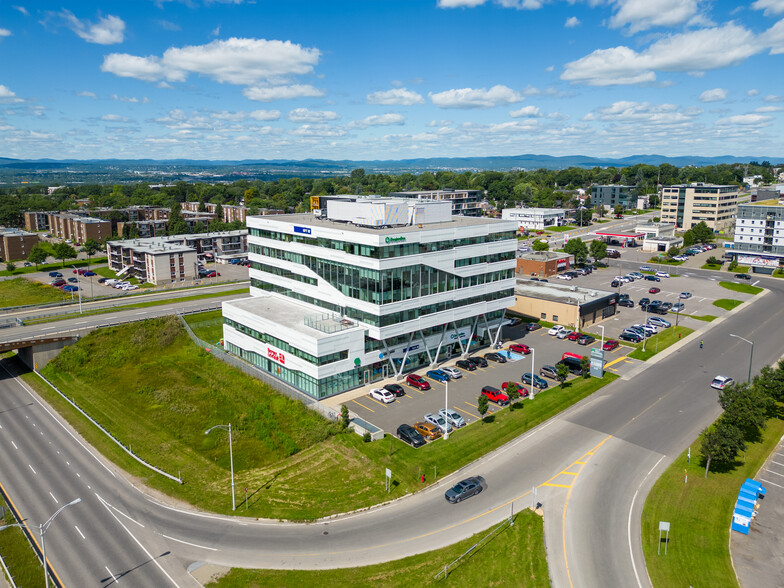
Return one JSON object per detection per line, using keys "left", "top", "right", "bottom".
{"left": 613, "top": 204, "right": 625, "bottom": 217}
{"left": 505, "top": 382, "right": 521, "bottom": 402}
{"left": 52, "top": 242, "right": 77, "bottom": 267}
{"left": 580, "top": 356, "right": 591, "bottom": 379}
{"left": 532, "top": 240, "right": 549, "bottom": 252}
{"left": 719, "top": 382, "right": 774, "bottom": 440}
{"left": 214, "top": 202, "right": 224, "bottom": 222}
{"left": 564, "top": 238, "right": 589, "bottom": 263}
{"left": 594, "top": 205, "right": 607, "bottom": 218}
{"left": 589, "top": 239, "right": 607, "bottom": 264}
{"left": 556, "top": 363, "right": 570, "bottom": 388}
{"left": 691, "top": 221, "right": 714, "bottom": 243}
{"left": 27, "top": 244, "right": 49, "bottom": 269}
{"left": 755, "top": 361, "right": 784, "bottom": 403}
{"left": 682, "top": 230, "right": 695, "bottom": 247}
{"left": 5, "top": 262, "right": 15, "bottom": 272}
{"left": 198, "top": 198, "right": 207, "bottom": 213}
{"left": 667, "top": 245, "right": 680, "bottom": 257}
{"left": 700, "top": 419, "right": 745, "bottom": 477}
{"left": 167, "top": 204, "right": 188, "bottom": 236}
{"left": 340, "top": 404, "right": 350, "bottom": 429}
{"left": 477, "top": 395, "right": 489, "bottom": 422}
{"left": 81, "top": 238, "right": 101, "bottom": 267}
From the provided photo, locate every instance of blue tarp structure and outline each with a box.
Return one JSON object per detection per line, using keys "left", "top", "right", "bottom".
{"left": 732, "top": 478, "right": 766, "bottom": 535}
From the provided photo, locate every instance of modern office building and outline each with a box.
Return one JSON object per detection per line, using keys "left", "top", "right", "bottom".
{"left": 501, "top": 207, "right": 567, "bottom": 230}
{"left": 730, "top": 200, "right": 784, "bottom": 273}
{"left": 388, "top": 190, "right": 483, "bottom": 216}
{"left": 591, "top": 185, "right": 638, "bottom": 209}
{"left": 0, "top": 228, "right": 40, "bottom": 262}
{"left": 660, "top": 183, "right": 739, "bottom": 231}
{"left": 222, "top": 198, "right": 517, "bottom": 399}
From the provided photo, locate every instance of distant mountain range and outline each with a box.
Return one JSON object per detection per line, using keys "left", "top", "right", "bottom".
{"left": 0, "top": 153, "right": 781, "bottom": 184}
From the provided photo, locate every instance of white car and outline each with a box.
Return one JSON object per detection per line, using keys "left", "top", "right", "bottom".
{"left": 425, "top": 412, "right": 453, "bottom": 434}
{"left": 439, "top": 408, "right": 466, "bottom": 428}
{"left": 548, "top": 325, "right": 567, "bottom": 336}
{"left": 369, "top": 388, "right": 395, "bottom": 403}
{"left": 633, "top": 323, "right": 657, "bottom": 335}
{"left": 105, "top": 279, "right": 118, "bottom": 286}
{"left": 557, "top": 273, "right": 573, "bottom": 280}
{"left": 630, "top": 272, "right": 644, "bottom": 279}
{"left": 441, "top": 367, "right": 463, "bottom": 379}
{"left": 639, "top": 265, "right": 652, "bottom": 272}
{"left": 123, "top": 284, "right": 139, "bottom": 291}
{"left": 655, "top": 271, "right": 670, "bottom": 278}
{"left": 711, "top": 375, "right": 734, "bottom": 390}
{"left": 556, "top": 329, "right": 572, "bottom": 339}
{"left": 647, "top": 317, "right": 671, "bottom": 328}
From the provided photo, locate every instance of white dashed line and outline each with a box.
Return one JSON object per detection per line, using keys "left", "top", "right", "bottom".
{"left": 50, "top": 492, "right": 58, "bottom": 504}
{"left": 11, "top": 441, "right": 17, "bottom": 450}
{"left": 74, "top": 525, "right": 85, "bottom": 539}
{"left": 28, "top": 464, "right": 36, "bottom": 474}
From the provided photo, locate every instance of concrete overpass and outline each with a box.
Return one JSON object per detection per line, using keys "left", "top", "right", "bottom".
{"left": 0, "top": 335, "right": 79, "bottom": 370}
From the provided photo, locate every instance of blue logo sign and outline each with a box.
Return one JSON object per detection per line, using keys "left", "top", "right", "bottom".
{"left": 294, "top": 226, "right": 312, "bottom": 235}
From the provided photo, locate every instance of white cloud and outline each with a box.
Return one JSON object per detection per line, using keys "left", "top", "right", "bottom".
{"left": 699, "top": 88, "right": 727, "bottom": 102}
{"left": 156, "top": 20, "right": 181, "bottom": 32}
{"left": 287, "top": 108, "right": 339, "bottom": 123}
{"left": 77, "top": 91, "right": 97, "bottom": 98}
{"left": 249, "top": 110, "right": 281, "bottom": 121}
{"left": 562, "top": 23, "right": 762, "bottom": 86}
{"left": 349, "top": 113, "right": 405, "bottom": 128}
{"left": 212, "top": 25, "right": 221, "bottom": 36}
{"left": 437, "top": 0, "right": 488, "bottom": 7}
{"left": 13, "top": 6, "right": 28, "bottom": 16}
{"left": 290, "top": 124, "right": 346, "bottom": 137}
{"left": 59, "top": 10, "right": 125, "bottom": 45}
{"left": 752, "top": 0, "right": 784, "bottom": 15}
{"left": 110, "top": 94, "right": 150, "bottom": 103}
{"left": 609, "top": 0, "right": 700, "bottom": 34}
{"left": 510, "top": 105, "right": 541, "bottom": 117}
{"left": 747, "top": 89, "right": 760, "bottom": 96}
{"left": 430, "top": 85, "right": 523, "bottom": 108}
{"left": 583, "top": 101, "right": 702, "bottom": 125}
{"left": 763, "top": 18, "right": 784, "bottom": 54}
{"left": 243, "top": 84, "right": 324, "bottom": 102}
{"left": 102, "top": 38, "right": 321, "bottom": 87}
{"left": 754, "top": 105, "right": 784, "bottom": 112}
{"left": 0, "top": 28, "right": 11, "bottom": 37}
{"left": 366, "top": 88, "right": 424, "bottom": 106}
{"left": 714, "top": 114, "right": 772, "bottom": 126}
{"left": 565, "top": 16, "right": 580, "bottom": 28}
{"left": 545, "top": 65, "right": 554, "bottom": 72}
{"left": 438, "top": 0, "right": 548, "bottom": 9}
{"left": 0, "top": 85, "right": 23, "bottom": 103}
{"left": 101, "top": 114, "right": 130, "bottom": 122}
{"left": 764, "top": 94, "right": 784, "bottom": 102}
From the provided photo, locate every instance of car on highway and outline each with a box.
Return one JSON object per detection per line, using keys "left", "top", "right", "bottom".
{"left": 369, "top": 388, "right": 395, "bottom": 404}
{"left": 618, "top": 298, "right": 634, "bottom": 308}
{"left": 644, "top": 275, "right": 660, "bottom": 282}
{"left": 413, "top": 421, "right": 442, "bottom": 441}
{"left": 445, "top": 476, "right": 487, "bottom": 504}
{"left": 711, "top": 375, "right": 734, "bottom": 390}
{"left": 680, "top": 292, "right": 692, "bottom": 299}
{"left": 467, "top": 356, "right": 488, "bottom": 369}
{"left": 655, "top": 271, "right": 670, "bottom": 278}
{"left": 480, "top": 386, "right": 509, "bottom": 405}
{"left": 384, "top": 384, "right": 406, "bottom": 397}
{"left": 508, "top": 343, "right": 531, "bottom": 355}
{"left": 441, "top": 366, "right": 463, "bottom": 379}
{"left": 426, "top": 369, "right": 450, "bottom": 383}
{"left": 671, "top": 302, "right": 685, "bottom": 312}
{"left": 577, "top": 334, "right": 595, "bottom": 346}
{"left": 455, "top": 359, "right": 477, "bottom": 371}
{"left": 484, "top": 352, "right": 507, "bottom": 363}
{"left": 602, "top": 339, "right": 620, "bottom": 351}
{"left": 501, "top": 382, "right": 529, "bottom": 398}
{"left": 406, "top": 374, "right": 431, "bottom": 390}
{"left": 526, "top": 323, "right": 542, "bottom": 331}
{"left": 396, "top": 424, "right": 426, "bottom": 448}
{"left": 524, "top": 372, "right": 549, "bottom": 389}
{"left": 647, "top": 317, "right": 671, "bottom": 328}
{"left": 619, "top": 331, "right": 643, "bottom": 343}
{"left": 424, "top": 413, "right": 453, "bottom": 434}
{"left": 548, "top": 325, "right": 567, "bottom": 336}
{"left": 439, "top": 408, "right": 466, "bottom": 429}
{"left": 735, "top": 273, "right": 751, "bottom": 280}
{"left": 649, "top": 287, "right": 661, "bottom": 294}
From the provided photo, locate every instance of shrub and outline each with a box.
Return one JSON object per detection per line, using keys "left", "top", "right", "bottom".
{"left": 363, "top": 431, "right": 371, "bottom": 443}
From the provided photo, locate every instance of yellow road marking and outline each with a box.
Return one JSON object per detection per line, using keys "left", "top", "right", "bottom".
{"left": 464, "top": 401, "right": 480, "bottom": 409}
{"left": 603, "top": 354, "right": 629, "bottom": 369}
{"left": 367, "top": 396, "right": 387, "bottom": 407}
{"left": 543, "top": 483, "right": 573, "bottom": 488}
{"left": 456, "top": 405, "right": 480, "bottom": 419}
{"left": 561, "top": 471, "right": 579, "bottom": 476}
{"left": 351, "top": 399, "right": 374, "bottom": 412}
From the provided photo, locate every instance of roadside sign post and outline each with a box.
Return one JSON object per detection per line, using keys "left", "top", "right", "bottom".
{"left": 658, "top": 521, "right": 670, "bottom": 555}
{"left": 385, "top": 468, "right": 392, "bottom": 493}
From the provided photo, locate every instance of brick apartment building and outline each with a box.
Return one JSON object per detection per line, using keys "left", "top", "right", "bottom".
{"left": 0, "top": 228, "right": 40, "bottom": 262}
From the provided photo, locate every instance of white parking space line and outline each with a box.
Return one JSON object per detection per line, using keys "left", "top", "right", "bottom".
{"left": 28, "top": 464, "right": 36, "bottom": 474}
{"left": 771, "top": 460, "right": 784, "bottom": 467}
{"left": 765, "top": 469, "right": 784, "bottom": 477}
{"left": 49, "top": 492, "right": 59, "bottom": 504}
{"left": 761, "top": 478, "right": 784, "bottom": 489}
{"left": 105, "top": 566, "right": 120, "bottom": 584}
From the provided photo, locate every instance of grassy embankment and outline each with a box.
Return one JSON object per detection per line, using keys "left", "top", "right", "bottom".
{"left": 0, "top": 278, "right": 69, "bottom": 307}
{"left": 713, "top": 299, "right": 743, "bottom": 311}
{"left": 642, "top": 415, "right": 784, "bottom": 588}
{"left": 208, "top": 510, "right": 549, "bottom": 588}
{"left": 0, "top": 496, "right": 45, "bottom": 587}
{"left": 719, "top": 281, "right": 763, "bottom": 295}
{"left": 0, "top": 257, "right": 109, "bottom": 276}
{"left": 21, "top": 315, "right": 616, "bottom": 520}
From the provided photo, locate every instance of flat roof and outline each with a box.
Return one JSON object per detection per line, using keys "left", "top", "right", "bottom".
{"left": 595, "top": 231, "right": 645, "bottom": 237}
{"left": 747, "top": 199, "right": 783, "bottom": 207}
{"left": 515, "top": 278, "right": 614, "bottom": 306}
{"left": 518, "top": 251, "right": 570, "bottom": 261}
{"left": 252, "top": 212, "right": 514, "bottom": 235}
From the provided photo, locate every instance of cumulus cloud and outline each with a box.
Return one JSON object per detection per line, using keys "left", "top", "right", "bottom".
{"left": 0, "top": 85, "right": 23, "bottom": 103}
{"left": 764, "top": 94, "right": 784, "bottom": 101}
{"left": 0, "top": 28, "right": 11, "bottom": 37}
{"left": 754, "top": 105, "right": 784, "bottom": 112}
{"left": 714, "top": 114, "right": 772, "bottom": 126}
{"left": 699, "top": 88, "right": 727, "bottom": 102}
{"left": 430, "top": 85, "right": 523, "bottom": 108}
{"left": 111, "top": 94, "right": 150, "bottom": 103}
{"left": 287, "top": 108, "right": 339, "bottom": 123}
{"left": 609, "top": 0, "right": 701, "bottom": 34}
{"left": 437, "top": 0, "right": 488, "bottom": 7}
{"left": 583, "top": 101, "right": 702, "bottom": 125}
{"left": 565, "top": 16, "right": 580, "bottom": 28}
{"left": 349, "top": 113, "right": 405, "bottom": 128}
{"left": 77, "top": 91, "right": 97, "bottom": 98}
{"left": 101, "top": 114, "right": 130, "bottom": 122}
{"left": 248, "top": 110, "right": 281, "bottom": 121}
{"left": 747, "top": 89, "right": 760, "bottom": 96}
{"left": 58, "top": 10, "right": 125, "bottom": 44}
{"left": 752, "top": 0, "right": 784, "bottom": 15}
{"left": 562, "top": 23, "right": 762, "bottom": 86}
{"left": 156, "top": 20, "right": 181, "bottom": 32}
{"left": 13, "top": 6, "right": 28, "bottom": 16}
{"left": 510, "top": 105, "right": 541, "bottom": 117}
{"left": 366, "top": 88, "right": 424, "bottom": 106}
{"left": 242, "top": 84, "right": 324, "bottom": 102}
{"left": 438, "top": 0, "right": 548, "bottom": 9}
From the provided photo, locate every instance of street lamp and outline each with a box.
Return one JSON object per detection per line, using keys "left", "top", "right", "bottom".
{"left": 205, "top": 423, "right": 235, "bottom": 510}
{"left": 444, "top": 382, "right": 449, "bottom": 440}
{"left": 729, "top": 334, "right": 754, "bottom": 383}
{"left": 70, "top": 266, "right": 83, "bottom": 315}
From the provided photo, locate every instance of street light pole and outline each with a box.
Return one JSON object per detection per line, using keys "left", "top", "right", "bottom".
{"left": 444, "top": 382, "right": 449, "bottom": 440}
{"left": 40, "top": 497, "right": 81, "bottom": 588}
{"left": 530, "top": 346, "right": 536, "bottom": 400}
{"left": 729, "top": 334, "right": 754, "bottom": 383}
{"left": 597, "top": 325, "right": 605, "bottom": 349}
{"left": 206, "top": 423, "right": 236, "bottom": 510}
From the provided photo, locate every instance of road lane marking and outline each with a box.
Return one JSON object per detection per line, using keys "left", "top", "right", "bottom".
{"left": 106, "top": 566, "right": 120, "bottom": 584}
{"left": 628, "top": 455, "right": 665, "bottom": 588}
{"left": 158, "top": 532, "right": 218, "bottom": 551}
{"left": 11, "top": 441, "right": 17, "bottom": 449}
{"left": 351, "top": 399, "right": 374, "bottom": 413}
{"left": 49, "top": 492, "right": 58, "bottom": 504}
{"left": 29, "top": 464, "right": 36, "bottom": 474}
{"left": 74, "top": 525, "right": 85, "bottom": 539}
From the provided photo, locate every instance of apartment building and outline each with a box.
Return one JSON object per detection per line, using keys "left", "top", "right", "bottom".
{"left": 181, "top": 202, "right": 247, "bottom": 224}
{"left": 660, "top": 183, "right": 739, "bottom": 231}
{"left": 107, "top": 238, "right": 197, "bottom": 285}
{"left": 388, "top": 189, "right": 483, "bottom": 216}
{"left": 46, "top": 213, "right": 111, "bottom": 244}
{"left": 731, "top": 200, "right": 784, "bottom": 273}
{"left": 24, "top": 211, "right": 51, "bottom": 233}
{"left": 222, "top": 198, "right": 517, "bottom": 399}
{"left": 0, "top": 228, "right": 40, "bottom": 262}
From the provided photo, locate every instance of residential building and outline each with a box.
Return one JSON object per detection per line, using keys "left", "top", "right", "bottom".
{"left": 510, "top": 279, "right": 617, "bottom": 329}
{"left": 181, "top": 202, "right": 247, "bottom": 224}
{"left": 515, "top": 251, "right": 571, "bottom": 277}
{"left": 591, "top": 185, "right": 638, "bottom": 209}
{"left": 222, "top": 198, "right": 517, "bottom": 399}
{"left": 24, "top": 211, "right": 51, "bottom": 232}
{"left": 388, "top": 190, "right": 483, "bottom": 216}
{"left": 635, "top": 222, "right": 683, "bottom": 253}
{"left": 0, "top": 228, "right": 40, "bottom": 262}
{"left": 501, "top": 207, "right": 567, "bottom": 230}
{"left": 106, "top": 238, "right": 197, "bottom": 285}
{"left": 730, "top": 200, "right": 784, "bottom": 273}
{"left": 46, "top": 213, "right": 111, "bottom": 244}
{"left": 116, "top": 220, "right": 168, "bottom": 239}
{"left": 660, "top": 183, "right": 739, "bottom": 231}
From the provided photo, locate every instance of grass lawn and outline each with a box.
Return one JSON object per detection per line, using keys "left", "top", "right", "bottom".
{"left": 208, "top": 510, "right": 549, "bottom": 588}
{"left": 642, "top": 416, "right": 784, "bottom": 588}
{"left": 713, "top": 299, "right": 743, "bottom": 311}
{"left": 627, "top": 326, "right": 694, "bottom": 361}
{"left": 545, "top": 225, "right": 574, "bottom": 233}
{"left": 648, "top": 258, "right": 684, "bottom": 266}
{"left": 702, "top": 263, "right": 722, "bottom": 270}
{"left": 183, "top": 309, "right": 224, "bottom": 343}
{"left": 94, "top": 266, "right": 141, "bottom": 285}
{"left": 0, "top": 277, "right": 68, "bottom": 308}
{"left": 689, "top": 315, "right": 717, "bottom": 322}
{"left": 0, "top": 495, "right": 45, "bottom": 587}
{"left": 719, "top": 281, "right": 763, "bottom": 295}
{"left": 21, "top": 316, "right": 617, "bottom": 520}
{"left": 0, "top": 257, "right": 108, "bottom": 276}
{"left": 772, "top": 269, "right": 784, "bottom": 278}
{"left": 731, "top": 265, "right": 750, "bottom": 273}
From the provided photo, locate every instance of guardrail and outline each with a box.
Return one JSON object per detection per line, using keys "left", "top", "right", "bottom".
{"left": 433, "top": 513, "right": 514, "bottom": 581}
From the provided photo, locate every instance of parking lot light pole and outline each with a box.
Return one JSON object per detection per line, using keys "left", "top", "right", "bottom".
{"left": 205, "top": 423, "right": 235, "bottom": 510}
{"left": 70, "top": 266, "right": 83, "bottom": 315}
{"left": 729, "top": 334, "right": 754, "bottom": 383}
{"left": 444, "top": 382, "right": 449, "bottom": 440}
{"left": 530, "top": 346, "right": 536, "bottom": 400}
{"left": 597, "top": 325, "right": 605, "bottom": 350}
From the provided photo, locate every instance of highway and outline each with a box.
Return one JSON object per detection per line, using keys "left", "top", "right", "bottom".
{"left": 0, "top": 271, "right": 781, "bottom": 586}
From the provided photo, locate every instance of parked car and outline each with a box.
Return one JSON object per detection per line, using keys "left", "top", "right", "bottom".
{"left": 484, "top": 352, "right": 507, "bottom": 364}
{"left": 557, "top": 273, "right": 573, "bottom": 281}
{"left": 396, "top": 424, "right": 426, "bottom": 448}
{"left": 538, "top": 365, "right": 559, "bottom": 380}
{"left": 639, "top": 297, "right": 650, "bottom": 307}
{"left": 648, "top": 287, "right": 661, "bottom": 294}
{"left": 659, "top": 302, "right": 673, "bottom": 311}
{"left": 425, "top": 413, "right": 453, "bottom": 434}
{"left": 639, "top": 265, "right": 652, "bottom": 272}
{"left": 526, "top": 323, "right": 542, "bottom": 332}
{"left": 556, "top": 329, "right": 572, "bottom": 340}
{"left": 456, "top": 359, "right": 477, "bottom": 371}
{"left": 480, "top": 386, "right": 509, "bottom": 405}
{"left": 655, "top": 271, "right": 670, "bottom": 278}
{"left": 632, "top": 323, "right": 658, "bottom": 335}
{"left": 123, "top": 284, "right": 139, "bottom": 291}
{"left": 629, "top": 272, "right": 644, "bottom": 279}
{"left": 567, "top": 331, "right": 581, "bottom": 341}
{"left": 406, "top": 374, "right": 431, "bottom": 390}
{"left": 369, "top": 388, "right": 395, "bottom": 404}
{"left": 426, "top": 369, "right": 450, "bottom": 383}
{"left": 618, "top": 298, "right": 634, "bottom": 308}
{"left": 671, "top": 302, "right": 685, "bottom": 312}
{"left": 505, "top": 317, "right": 524, "bottom": 327}
{"left": 501, "top": 382, "right": 529, "bottom": 398}
{"left": 439, "top": 408, "right": 466, "bottom": 428}
{"left": 48, "top": 271, "right": 62, "bottom": 278}
{"left": 68, "top": 277, "right": 78, "bottom": 283}
{"left": 557, "top": 356, "right": 584, "bottom": 375}
{"left": 619, "top": 332, "right": 642, "bottom": 343}
{"left": 50, "top": 279, "right": 66, "bottom": 287}
{"left": 680, "top": 292, "right": 692, "bottom": 299}
{"left": 735, "top": 273, "right": 751, "bottom": 280}
{"left": 647, "top": 317, "right": 671, "bottom": 328}
{"left": 205, "top": 271, "right": 221, "bottom": 278}
{"left": 466, "top": 356, "right": 488, "bottom": 369}
{"left": 611, "top": 280, "right": 621, "bottom": 288}
{"left": 444, "top": 476, "right": 487, "bottom": 504}
{"left": 602, "top": 339, "right": 620, "bottom": 351}
{"left": 711, "top": 375, "right": 734, "bottom": 390}
{"left": 508, "top": 343, "right": 531, "bottom": 355}
{"left": 644, "top": 275, "right": 660, "bottom": 282}
{"left": 577, "top": 334, "right": 595, "bottom": 346}
{"left": 441, "top": 366, "right": 463, "bottom": 379}
{"left": 97, "top": 277, "right": 107, "bottom": 283}
{"left": 83, "top": 271, "right": 96, "bottom": 277}
{"left": 413, "top": 421, "right": 442, "bottom": 441}
{"left": 548, "top": 325, "right": 567, "bottom": 336}
{"left": 384, "top": 383, "right": 406, "bottom": 397}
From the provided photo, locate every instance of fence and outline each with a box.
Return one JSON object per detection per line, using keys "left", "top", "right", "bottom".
{"left": 433, "top": 513, "right": 515, "bottom": 581}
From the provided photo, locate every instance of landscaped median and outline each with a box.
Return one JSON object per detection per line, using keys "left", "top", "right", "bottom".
{"left": 626, "top": 326, "right": 694, "bottom": 361}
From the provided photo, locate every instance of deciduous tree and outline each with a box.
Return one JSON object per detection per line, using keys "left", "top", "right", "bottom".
{"left": 477, "top": 395, "right": 489, "bottom": 421}
{"left": 564, "top": 238, "right": 589, "bottom": 263}
{"left": 701, "top": 419, "right": 745, "bottom": 477}
{"left": 27, "top": 245, "right": 48, "bottom": 269}
{"left": 52, "top": 242, "right": 77, "bottom": 267}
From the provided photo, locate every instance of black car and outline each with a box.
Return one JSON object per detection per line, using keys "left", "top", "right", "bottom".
{"left": 735, "top": 273, "right": 751, "bottom": 280}
{"left": 639, "top": 297, "right": 650, "bottom": 306}
{"left": 445, "top": 476, "right": 487, "bottom": 503}
{"left": 644, "top": 275, "right": 660, "bottom": 282}
{"left": 467, "top": 356, "right": 488, "bottom": 368}
{"left": 650, "top": 305, "right": 668, "bottom": 315}
{"left": 577, "top": 334, "right": 596, "bottom": 346}
{"left": 97, "top": 277, "right": 107, "bottom": 283}
{"left": 507, "top": 317, "right": 523, "bottom": 327}
{"left": 396, "top": 424, "right": 426, "bottom": 448}
{"left": 611, "top": 280, "right": 620, "bottom": 288}
{"left": 618, "top": 299, "right": 634, "bottom": 308}
{"left": 484, "top": 352, "right": 507, "bottom": 364}
{"left": 619, "top": 332, "right": 642, "bottom": 343}
{"left": 455, "top": 359, "right": 477, "bottom": 371}
{"left": 659, "top": 302, "right": 673, "bottom": 311}
{"left": 384, "top": 383, "right": 406, "bottom": 397}
{"left": 526, "top": 323, "right": 542, "bottom": 331}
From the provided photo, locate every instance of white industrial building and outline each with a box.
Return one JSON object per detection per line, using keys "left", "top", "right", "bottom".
{"left": 501, "top": 208, "right": 567, "bottom": 230}
{"left": 222, "top": 198, "right": 517, "bottom": 399}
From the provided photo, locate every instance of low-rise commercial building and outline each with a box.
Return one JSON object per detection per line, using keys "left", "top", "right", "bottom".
{"left": 660, "top": 183, "right": 739, "bottom": 231}
{"left": 0, "top": 228, "right": 40, "bottom": 262}
{"left": 510, "top": 279, "right": 617, "bottom": 329}
{"left": 730, "top": 200, "right": 784, "bottom": 273}
{"left": 501, "top": 207, "right": 567, "bottom": 230}
{"left": 636, "top": 222, "right": 683, "bottom": 253}
{"left": 515, "top": 251, "right": 571, "bottom": 277}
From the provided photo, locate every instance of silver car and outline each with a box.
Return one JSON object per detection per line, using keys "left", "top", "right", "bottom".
{"left": 425, "top": 413, "right": 453, "bottom": 434}
{"left": 441, "top": 366, "right": 463, "bottom": 379}
{"left": 439, "top": 408, "right": 466, "bottom": 428}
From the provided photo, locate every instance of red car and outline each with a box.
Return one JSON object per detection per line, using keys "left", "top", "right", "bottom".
{"left": 567, "top": 331, "right": 581, "bottom": 341}
{"left": 508, "top": 343, "right": 531, "bottom": 355}
{"left": 406, "top": 373, "right": 431, "bottom": 391}
{"left": 501, "top": 382, "right": 530, "bottom": 398}
{"left": 648, "top": 287, "right": 661, "bottom": 294}
{"left": 602, "top": 339, "right": 620, "bottom": 351}
{"left": 72, "top": 269, "right": 87, "bottom": 275}
{"left": 480, "top": 386, "right": 509, "bottom": 406}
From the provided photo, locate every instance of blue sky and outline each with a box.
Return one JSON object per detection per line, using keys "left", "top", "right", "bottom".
{"left": 2, "top": 0, "right": 784, "bottom": 161}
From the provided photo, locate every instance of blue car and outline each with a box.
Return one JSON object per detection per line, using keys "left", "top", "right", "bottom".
{"left": 522, "top": 372, "right": 549, "bottom": 390}
{"left": 426, "top": 369, "right": 450, "bottom": 383}
{"left": 49, "top": 271, "right": 62, "bottom": 278}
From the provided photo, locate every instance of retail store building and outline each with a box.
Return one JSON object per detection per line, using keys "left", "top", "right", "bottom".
{"left": 510, "top": 279, "right": 617, "bottom": 329}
